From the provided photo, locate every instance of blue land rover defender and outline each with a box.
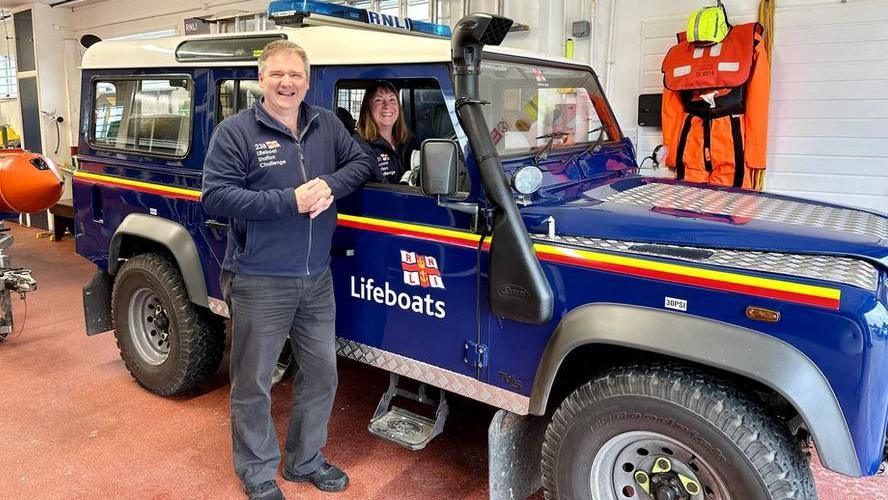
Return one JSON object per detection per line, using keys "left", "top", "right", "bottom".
{"left": 73, "top": 2, "right": 888, "bottom": 498}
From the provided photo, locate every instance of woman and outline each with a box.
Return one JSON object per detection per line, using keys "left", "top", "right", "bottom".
{"left": 354, "top": 81, "right": 420, "bottom": 184}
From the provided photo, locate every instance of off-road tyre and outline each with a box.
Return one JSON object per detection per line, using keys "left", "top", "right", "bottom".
{"left": 111, "top": 252, "right": 223, "bottom": 396}
{"left": 541, "top": 364, "right": 816, "bottom": 500}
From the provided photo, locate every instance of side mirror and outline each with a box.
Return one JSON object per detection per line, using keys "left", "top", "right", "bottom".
{"left": 420, "top": 139, "right": 458, "bottom": 197}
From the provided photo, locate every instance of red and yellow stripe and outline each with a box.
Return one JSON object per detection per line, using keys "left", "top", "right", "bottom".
{"left": 338, "top": 213, "right": 486, "bottom": 250}
{"left": 337, "top": 214, "right": 841, "bottom": 310}
{"left": 69, "top": 175, "right": 842, "bottom": 310}
{"left": 533, "top": 243, "right": 840, "bottom": 310}
{"left": 73, "top": 171, "right": 201, "bottom": 202}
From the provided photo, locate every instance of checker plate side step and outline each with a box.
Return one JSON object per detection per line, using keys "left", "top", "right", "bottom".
{"left": 368, "top": 373, "right": 449, "bottom": 450}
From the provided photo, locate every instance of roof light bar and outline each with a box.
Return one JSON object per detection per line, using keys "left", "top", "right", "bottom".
{"left": 268, "top": 0, "right": 452, "bottom": 38}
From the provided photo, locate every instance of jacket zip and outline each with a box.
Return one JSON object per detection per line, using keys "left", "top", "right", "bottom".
{"left": 296, "top": 113, "right": 318, "bottom": 276}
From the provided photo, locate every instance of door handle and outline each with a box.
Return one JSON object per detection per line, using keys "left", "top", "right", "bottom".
{"left": 204, "top": 219, "right": 229, "bottom": 231}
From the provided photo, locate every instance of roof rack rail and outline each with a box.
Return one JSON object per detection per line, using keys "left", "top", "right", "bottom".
{"left": 267, "top": 0, "right": 452, "bottom": 39}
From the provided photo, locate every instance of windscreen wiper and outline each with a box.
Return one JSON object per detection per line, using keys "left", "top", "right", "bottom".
{"left": 565, "top": 126, "right": 607, "bottom": 166}
{"left": 582, "top": 126, "right": 606, "bottom": 156}
{"left": 533, "top": 131, "right": 570, "bottom": 166}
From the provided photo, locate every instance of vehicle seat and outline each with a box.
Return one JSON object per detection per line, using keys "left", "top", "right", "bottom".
{"left": 336, "top": 107, "right": 356, "bottom": 135}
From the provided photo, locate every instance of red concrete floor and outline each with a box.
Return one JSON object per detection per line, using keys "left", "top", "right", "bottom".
{"left": 0, "top": 222, "right": 886, "bottom": 500}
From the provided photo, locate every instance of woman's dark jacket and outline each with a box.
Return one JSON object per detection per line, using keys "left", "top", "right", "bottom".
{"left": 354, "top": 134, "right": 421, "bottom": 183}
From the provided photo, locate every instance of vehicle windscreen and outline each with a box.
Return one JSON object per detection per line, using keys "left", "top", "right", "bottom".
{"left": 478, "top": 58, "right": 618, "bottom": 156}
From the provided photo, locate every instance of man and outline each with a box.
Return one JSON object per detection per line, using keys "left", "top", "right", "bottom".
{"left": 201, "top": 40, "right": 373, "bottom": 500}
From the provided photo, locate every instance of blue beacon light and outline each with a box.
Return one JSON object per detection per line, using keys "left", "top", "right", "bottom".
{"left": 267, "top": 0, "right": 452, "bottom": 37}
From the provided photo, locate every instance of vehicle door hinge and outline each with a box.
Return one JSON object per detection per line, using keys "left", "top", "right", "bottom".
{"left": 464, "top": 341, "right": 488, "bottom": 369}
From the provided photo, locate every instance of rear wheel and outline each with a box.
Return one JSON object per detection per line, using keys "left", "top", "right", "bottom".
{"left": 111, "top": 252, "right": 223, "bottom": 396}
{"left": 541, "top": 364, "right": 816, "bottom": 499}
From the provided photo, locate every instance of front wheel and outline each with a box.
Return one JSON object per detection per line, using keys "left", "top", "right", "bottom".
{"left": 111, "top": 252, "right": 223, "bottom": 396}
{"left": 541, "top": 365, "right": 816, "bottom": 500}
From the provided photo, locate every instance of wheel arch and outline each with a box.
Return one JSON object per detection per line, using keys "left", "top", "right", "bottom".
{"left": 528, "top": 303, "right": 862, "bottom": 477}
{"left": 109, "top": 214, "right": 208, "bottom": 308}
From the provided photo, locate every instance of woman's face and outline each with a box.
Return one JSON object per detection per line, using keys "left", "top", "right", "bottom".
{"left": 370, "top": 88, "right": 399, "bottom": 130}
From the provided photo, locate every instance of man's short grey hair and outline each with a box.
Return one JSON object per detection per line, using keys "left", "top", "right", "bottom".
{"left": 258, "top": 40, "right": 310, "bottom": 78}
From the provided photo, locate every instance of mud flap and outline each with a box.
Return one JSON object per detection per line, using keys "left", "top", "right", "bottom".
{"left": 488, "top": 410, "right": 548, "bottom": 499}
{"left": 83, "top": 268, "right": 113, "bottom": 335}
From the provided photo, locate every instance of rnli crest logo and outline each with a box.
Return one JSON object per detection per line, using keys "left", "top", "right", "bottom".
{"left": 265, "top": 140, "right": 280, "bottom": 148}
{"left": 400, "top": 250, "right": 444, "bottom": 289}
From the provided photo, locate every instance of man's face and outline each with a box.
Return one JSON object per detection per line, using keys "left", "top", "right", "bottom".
{"left": 258, "top": 51, "right": 309, "bottom": 116}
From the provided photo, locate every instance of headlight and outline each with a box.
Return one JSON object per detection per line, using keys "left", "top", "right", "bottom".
{"left": 512, "top": 165, "right": 543, "bottom": 195}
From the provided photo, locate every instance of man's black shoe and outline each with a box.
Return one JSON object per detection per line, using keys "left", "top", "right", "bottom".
{"left": 243, "top": 479, "right": 285, "bottom": 500}
{"left": 282, "top": 462, "right": 349, "bottom": 492}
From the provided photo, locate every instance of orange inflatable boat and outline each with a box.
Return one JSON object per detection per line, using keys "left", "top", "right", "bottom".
{"left": 0, "top": 149, "right": 64, "bottom": 213}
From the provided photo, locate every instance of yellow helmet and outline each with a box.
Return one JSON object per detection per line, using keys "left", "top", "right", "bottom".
{"left": 686, "top": 5, "right": 730, "bottom": 44}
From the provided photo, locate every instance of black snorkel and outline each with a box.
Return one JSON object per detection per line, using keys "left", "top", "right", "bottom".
{"left": 452, "top": 14, "right": 553, "bottom": 325}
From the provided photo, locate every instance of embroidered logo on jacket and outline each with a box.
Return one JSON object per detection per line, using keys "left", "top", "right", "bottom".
{"left": 254, "top": 140, "right": 287, "bottom": 168}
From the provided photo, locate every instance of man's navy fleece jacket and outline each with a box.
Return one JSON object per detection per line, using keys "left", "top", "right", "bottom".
{"left": 201, "top": 101, "right": 373, "bottom": 277}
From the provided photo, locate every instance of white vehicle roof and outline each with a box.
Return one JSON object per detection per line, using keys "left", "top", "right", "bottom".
{"left": 81, "top": 25, "right": 591, "bottom": 72}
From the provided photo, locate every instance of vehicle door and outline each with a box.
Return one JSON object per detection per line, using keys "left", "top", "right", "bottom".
{"left": 317, "top": 63, "right": 483, "bottom": 379}
{"left": 201, "top": 69, "right": 266, "bottom": 300}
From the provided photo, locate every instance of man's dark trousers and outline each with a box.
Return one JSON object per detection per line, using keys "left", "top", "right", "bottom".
{"left": 223, "top": 267, "right": 337, "bottom": 487}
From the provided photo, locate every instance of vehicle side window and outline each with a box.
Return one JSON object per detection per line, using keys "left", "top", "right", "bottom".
{"left": 91, "top": 77, "right": 192, "bottom": 157}
{"left": 408, "top": 88, "right": 455, "bottom": 142}
{"left": 217, "top": 79, "right": 262, "bottom": 123}
{"left": 335, "top": 79, "right": 457, "bottom": 144}
{"left": 335, "top": 79, "right": 467, "bottom": 193}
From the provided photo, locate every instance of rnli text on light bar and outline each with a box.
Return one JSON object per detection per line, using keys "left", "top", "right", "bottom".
{"left": 267, "top": 0, "right": 452, "bottom": 37}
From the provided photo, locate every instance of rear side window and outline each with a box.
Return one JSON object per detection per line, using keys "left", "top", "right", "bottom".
{"left": 217, "top": 79, "right": 262, "bottom": 123}
{"left": 91, "top": 77, "right": 192, "bottom": 157}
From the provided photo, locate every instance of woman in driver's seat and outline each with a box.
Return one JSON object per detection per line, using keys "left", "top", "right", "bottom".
{"left": 354, "top": 80, "right": 420, "bottom": 184}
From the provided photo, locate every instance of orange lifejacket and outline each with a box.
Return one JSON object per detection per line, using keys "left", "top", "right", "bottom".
{"left": 661, "top": 22, "right": 770, "bottom": 190}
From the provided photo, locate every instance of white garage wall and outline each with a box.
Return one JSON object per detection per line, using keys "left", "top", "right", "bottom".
{"left": 32, "top": 3, "right": 77, "bottom": 173}
{"left": 766, "top": 1, "right": 888, "bottom": 210}
{"left": 607, "top": 0, "right": 888, "bottom": 212}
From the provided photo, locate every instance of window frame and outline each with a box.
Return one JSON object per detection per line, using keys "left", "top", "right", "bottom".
{"left": 479, "top": 51, "right": 624, "bottom": 160}
{"left": 333, "top": 77, "right": 468, "bottom": 196}
{"left": 175, "top": 34, "right": 286, "bottom": 63}
{"left": 0, "top": 54, "right": 17, "bottom": 98}
{"left": 334, "top": 77, "right": 456, "bottom": 142}
{"left": 88, "top": 74, "right": 195, "bottom": 160}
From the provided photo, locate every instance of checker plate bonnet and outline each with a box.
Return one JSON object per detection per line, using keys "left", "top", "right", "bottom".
{"left": 604, "top": 182, "right": 888, "bottom": 241}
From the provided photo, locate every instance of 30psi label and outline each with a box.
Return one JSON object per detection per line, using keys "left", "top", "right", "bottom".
{"left": 665, "top": 297, "right": 687, "bottom": 311}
